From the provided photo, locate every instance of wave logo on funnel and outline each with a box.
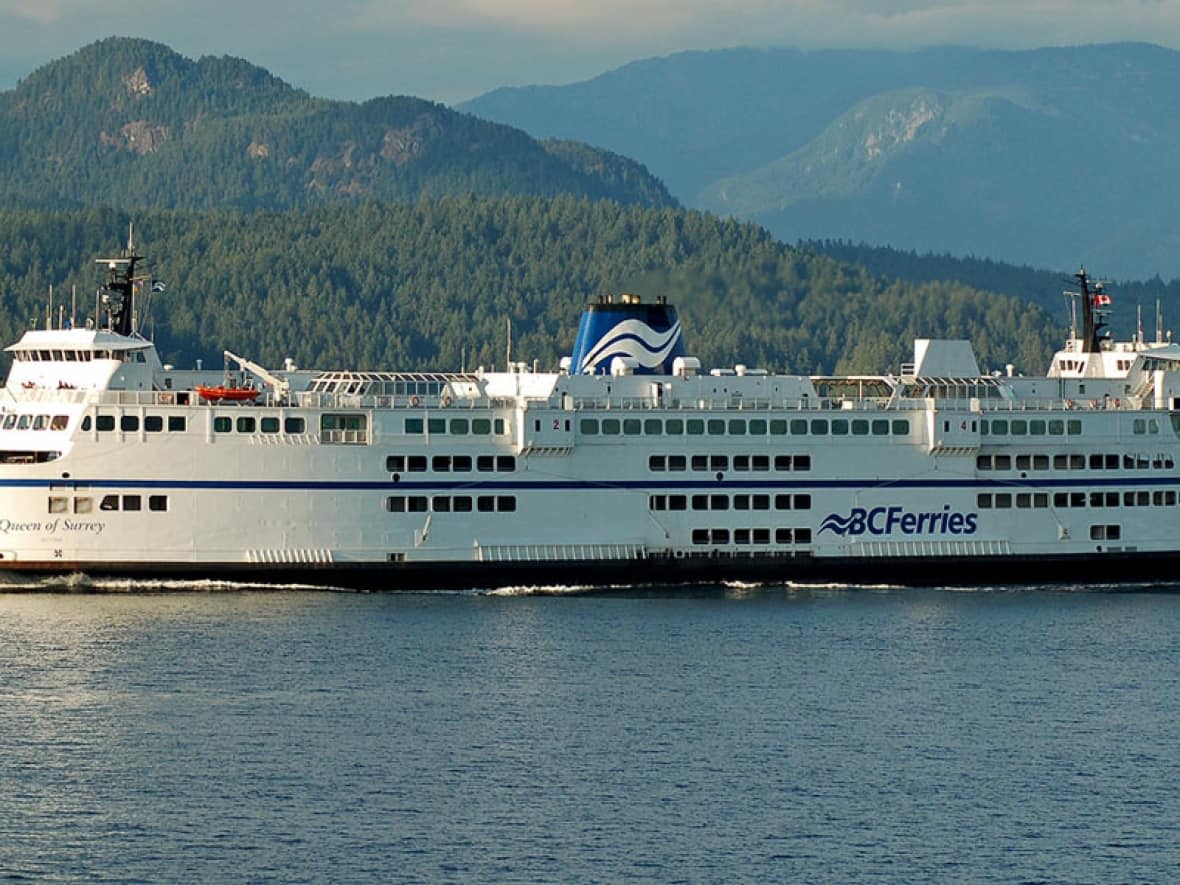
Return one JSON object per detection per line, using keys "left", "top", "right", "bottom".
{"left": 578, "top": 318, "right": 682, "bottom": 373}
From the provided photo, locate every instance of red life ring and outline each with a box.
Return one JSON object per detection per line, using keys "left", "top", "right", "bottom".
{"left": 410, "top": 395, "right": 420, "bottom": 407}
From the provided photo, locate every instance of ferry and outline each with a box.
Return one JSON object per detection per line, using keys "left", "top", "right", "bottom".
{"left": 3, "top": 237, "right": 1180, "bottom": 590}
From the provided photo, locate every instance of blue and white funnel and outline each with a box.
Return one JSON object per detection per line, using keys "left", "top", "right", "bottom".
{"left": 568, "top": 295, "right": 685, "bottom": 375}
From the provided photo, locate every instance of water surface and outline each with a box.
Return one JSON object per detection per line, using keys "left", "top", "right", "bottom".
{"left": 2, "top": 583, "right": 1178, "bottom": 882}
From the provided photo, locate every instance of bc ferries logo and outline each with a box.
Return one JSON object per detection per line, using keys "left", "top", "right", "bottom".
{"left": 818, "top": 505, "right": 978, "bottom": 537}
{"left": 579, "top": 318, "right": 683, "bottom": 373}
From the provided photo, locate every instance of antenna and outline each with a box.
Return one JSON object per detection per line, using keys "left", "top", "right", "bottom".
{"left": 1157, "top": 298, "right": 1164, "bottom": 345}
{"left": 47, "top": 284, "right": 53, "bottom": 330}
{"left": 506, "top": 317, "right": 512, "bottom": 368}
{"left": 1137, "top": 304, "right": 1144, "bottom": 345}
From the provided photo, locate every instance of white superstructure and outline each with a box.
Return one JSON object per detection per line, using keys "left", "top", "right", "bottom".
{"left": 4, "top": 243, "right": 1180, "bottom": 589}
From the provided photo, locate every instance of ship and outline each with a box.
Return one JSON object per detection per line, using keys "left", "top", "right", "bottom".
{"left": 3, "top": 235, "right": 1180, "bottom": 590}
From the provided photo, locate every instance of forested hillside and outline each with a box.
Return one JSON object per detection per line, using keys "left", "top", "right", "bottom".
{"left": 806, "top": 240, "right": 1180, "bottom": 340}
{"left": 0, "top": 201, "right": 1056, "bottom": 377}
{"left": 0, "top": 38, "right": 673, "bottom": 210}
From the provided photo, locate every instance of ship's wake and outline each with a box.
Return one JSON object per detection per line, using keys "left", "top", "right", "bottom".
{"left": 0, "top": 572, "right": 348, "bottom": 593}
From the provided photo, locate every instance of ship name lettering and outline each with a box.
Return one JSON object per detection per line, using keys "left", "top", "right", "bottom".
{"left": 62, "top": 520, "right": 104, "bottom": 534}
{"left": 0, "top": 518, "right": 43, "bottom": 533}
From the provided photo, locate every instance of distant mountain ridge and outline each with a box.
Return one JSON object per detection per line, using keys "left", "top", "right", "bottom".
{"left": 460, "top": 43, "right": 1180, "bottom": 277}
{"left": 0, "top": 37, "right": 675, "bottom": 210}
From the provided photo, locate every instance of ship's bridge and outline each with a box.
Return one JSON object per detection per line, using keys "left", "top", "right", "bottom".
{"left": 4, "top": 328, "right": 160, "bottom": 392}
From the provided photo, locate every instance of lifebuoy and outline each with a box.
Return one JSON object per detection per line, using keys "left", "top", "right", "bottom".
{"left": 1089, "top": 400, "right": 1098, "bottom": 409}
{"left": 1064, "top": 399, "right": 1074, "bottom": 410}
{"left": 441, "top": 396, "right": 452, "bottom": 407}
{"left": 410, "top": 395, "right": 420, "bottom": 407}
{"left": 1113, "top": 399, "right": 1121, "bottom": 409}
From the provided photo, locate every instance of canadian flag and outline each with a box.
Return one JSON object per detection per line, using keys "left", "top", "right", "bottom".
{"left": 1095, "top": 293, "right": 1112, "bottom": 306}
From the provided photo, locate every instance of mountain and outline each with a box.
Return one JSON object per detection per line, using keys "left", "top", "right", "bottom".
{"left": 0, "top": 37, "right": 675, "bottom": 211}
{"left": 459, "top": 43, "right": 1180, "bottom": 278}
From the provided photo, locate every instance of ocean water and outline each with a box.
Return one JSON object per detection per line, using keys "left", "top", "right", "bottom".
{"left": 2, "top": 582, "right": 1179, "bottom": 883}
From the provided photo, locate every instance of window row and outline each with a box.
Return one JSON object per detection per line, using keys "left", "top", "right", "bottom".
{"left": 580, "top": 416, "right": 911, "bottom": 438}
{"left": 90, "top": 413, "right": 188, "bottom": 433}
{"left": 982, "top": 418, "right": 1082, "bottom": 437}
{"left": 210, "top": 415, "right": 307, "bottom": 434}
{"left": 13, "top": 348, "right": 147, "bottom": 362}
{"left": 690, "top": 527, "right": 813, "bottom": 545}
{"left": 977, "top": 490, "right": 1178, "bottom": 509}
{"left": 385, "top": 454, "right": 516, "bottom": 473}
{"left": 48, "top": 494, "right": 168, "bottom": 514}
{"left": 385, "top": 495, "right": 517, "bottom": 513}
{"left": 1091, "top": 524, "right": 1122, "bottom": 541}
{"left": 1132, "top": 418, "right": 1163, "bottom": 436}
{"left": 405, "top": 417, "right": 508, "bottom": 436}
{"left": 1, "top": 413, "right": 69, "bottom": 432}
{"left": 649, "top": 453, "right": 811, "bottom": 473}
{"left": 978, "top": 452, "right": 1175, "bottom": 472}
{"left": 650, "top": 493, "right": 812, "bottom": 512}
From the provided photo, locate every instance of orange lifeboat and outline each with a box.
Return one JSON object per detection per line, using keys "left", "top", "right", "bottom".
{"left": 196, "top": 385, "right": 261, "bottom": 403}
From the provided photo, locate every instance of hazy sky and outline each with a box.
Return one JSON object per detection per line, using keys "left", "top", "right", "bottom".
{"left": 1, "top": 0, "right": 1179, "bottom": 104}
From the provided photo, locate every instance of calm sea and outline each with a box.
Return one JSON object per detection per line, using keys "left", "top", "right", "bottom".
{"left": 2, "top": 581, "right": 1179, "bottom": 883}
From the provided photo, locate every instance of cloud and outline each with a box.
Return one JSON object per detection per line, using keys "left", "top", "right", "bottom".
{"left": 1, "top": 0, "right": 1179, "bottom": 102}
{"left": 354, "top": 0, "right": 1180, "bottom": 48}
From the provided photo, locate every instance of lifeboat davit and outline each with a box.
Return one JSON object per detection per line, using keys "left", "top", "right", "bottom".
{"left": 195, "top": 385, "right": 261, "bottom": 402}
